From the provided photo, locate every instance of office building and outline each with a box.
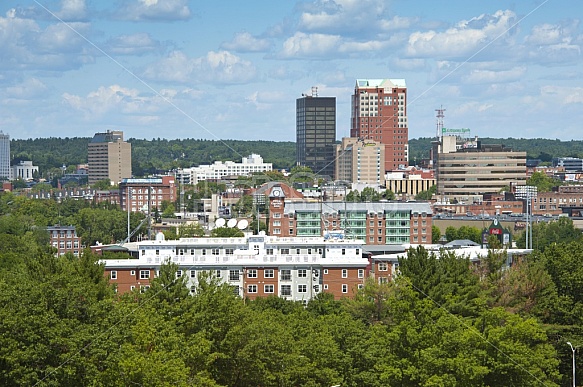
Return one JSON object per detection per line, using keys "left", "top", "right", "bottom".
{"left": 553, "top": 157, "right": 583, "bottom": 172}
{"left": 12, "top": 160, "right": 39, "bottom": 181}
{"left": 296, "top": 90, "right": 336, "bottom": 179}
{"left": 433, "top": 135, "right": 527, "bottom": 202}
{"left": 350, "top": 79, "right": 409, "bottom": 172}
{"left": 88, "top": 130, "right": 132, "bottom": 185}
{"left": 336, "top": 137, "right": 385, "bottom": 186}
{"left": 0, "top": 131, "right": 10, "bottom": 180}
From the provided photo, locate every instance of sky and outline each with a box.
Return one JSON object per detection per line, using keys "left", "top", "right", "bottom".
{"left": 1, "top": 0, "right": 582, "bottom": 144}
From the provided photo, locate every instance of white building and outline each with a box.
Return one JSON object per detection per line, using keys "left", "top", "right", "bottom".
{"left": 12, "top": 160, "right": 39, "bottom": 181}
{"left": 101, "top": 233, "right": 369, "bottom": 301}
{"left": 0, "top": 131, "right": 10, "bottom": 180}
{"left": 175, "top": 154, "right": 272, "bottom": 185}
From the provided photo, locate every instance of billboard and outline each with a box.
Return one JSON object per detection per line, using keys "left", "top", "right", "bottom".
{"left": 442, "top": 128, "right": 471, "bottom": 137}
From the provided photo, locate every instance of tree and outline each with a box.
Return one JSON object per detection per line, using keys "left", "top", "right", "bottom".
{"left": 361, "top": 187, "right": 381, "bottom": 202}
{"left": 526, "top": 171, "right": 561, "bottom": 192}
{"left": 382, "top": 189, "right": 396, "bottom": 200}
{"left": 178, "top": 223, "right": 205, "bottom": 237}
{"left": 415, "top": 185, "right": 436, "bottom": 200}
{"left": 516, "top": 217, "right": 581, "bottom": 251}
{"left": 92, "top": 179, "right": 113, "bottom": 190}
{"left": 210, "top": 226, "right": 244, "bottom": 237}
{"left": 431, "top": 225, "right": 441, "bottom": 244}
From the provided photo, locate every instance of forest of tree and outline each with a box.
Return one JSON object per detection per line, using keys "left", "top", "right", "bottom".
{"left": 1, "top": 192, "right": 583, "bottom": 385}
{"left": 11, "top": 137, "right": 583, "bottom": 180}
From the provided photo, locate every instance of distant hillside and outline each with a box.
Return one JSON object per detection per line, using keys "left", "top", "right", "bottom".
{"left": 10, "top": 136, "right": 583, "bottom": 179}
{"left": 10, "top": 137, "right": 297, "bottom": 178}
{"left": 408, "top": 137, "right": 583, "bottom": 163}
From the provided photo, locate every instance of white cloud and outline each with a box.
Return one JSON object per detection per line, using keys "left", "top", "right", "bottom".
{"left": 299, "top": 0, "right": 387, "bottom": 32}
{"left": 541, "top": 85, "right": 583, "bottom": 104}
{"left": 462, "top": 66, "right": 526, "bottom": 84}
{"left": 56, "top": 0, "right": 87, "bottom": 21}
{"left": 106, "top": 33, "right": 163, "bottom": 55}
{"left": 142, "top": 50, "right": 257, "bottom": 84}
{"left": 115, "top": 0, "right": 191, "bottom": 21}
{"left": 279, "top": 32, "right": 342, "bottom": 58}
{"left": 221, "top": 32, "right": 272, "bottom": 53}
{"left": 405, "top": 10, "right": 517, "bottom": 59}
{"left": 5, "top": 78, "right": 48, "bottom": 99}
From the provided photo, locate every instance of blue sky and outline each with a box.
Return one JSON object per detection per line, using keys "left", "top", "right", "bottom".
{"left": 1, "top": 0, "right": 582, "bottom": 143}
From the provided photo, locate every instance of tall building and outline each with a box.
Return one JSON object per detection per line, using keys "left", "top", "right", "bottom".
{"left": 350, "top": 79, "right": 409, "bottom": 172}
{"left": 88, "top": 130, "right": 132, "bottom": 185}
{"left": 119, "top": 176, "right": 177, "bottom": 213}
{"left": 296, "top": 90, "right": 336, "bottom": 179}
{"left": 336, "top": 137, "right": 385, "bottom": 186}
{"left": 0, "top": 131, "right": 10, "bottom": 180}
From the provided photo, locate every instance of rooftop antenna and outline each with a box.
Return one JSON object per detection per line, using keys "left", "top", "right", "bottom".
{"left": 311, "top": 86, "right": 318, "bottom": 97}
{"left": 435, "top": 105, "right": 445, "bottom": 139}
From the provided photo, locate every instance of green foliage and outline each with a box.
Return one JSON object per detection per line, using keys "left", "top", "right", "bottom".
{"left": 431, "top": 225, "right": 441, "bottom": 243}
{"left": 516, "top": 217, "right": 582, "bottom": 251}
{"left": 415, "top": 184, "right": 437, "bottom": 200}
{"left": 526, "top": 171, "right": 562, "bottom": 192}
{"left": 91, "top": 179, "right": 113, "bottom": 190}
{"left": 210, "top": 226, "right": 244, "bottom": 237}
{"left": 445, "top": 225, "right": 482, "bottom": 243}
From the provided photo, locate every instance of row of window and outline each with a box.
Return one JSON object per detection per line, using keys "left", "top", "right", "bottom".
{"left": 110, "top": 268, "right": 366, "bottom": 280}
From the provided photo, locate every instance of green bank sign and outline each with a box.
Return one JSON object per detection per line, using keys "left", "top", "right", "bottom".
{"left": 442, "top": 128, "right": 470, "bottom": 135}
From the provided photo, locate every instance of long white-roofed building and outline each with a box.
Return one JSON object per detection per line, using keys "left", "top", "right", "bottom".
{"left": 102, "top": 233, "right": 369, "bottom": 301}
{"left": 174, "top": 154, "right": 272, "bottom": 185}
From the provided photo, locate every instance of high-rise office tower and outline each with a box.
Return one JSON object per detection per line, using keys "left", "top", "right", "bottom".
{"left": 0, "top": 131, "right": 10, "bottom": 181}
{"left": 350, "top": 79, "right": 409, "bottom": 172}
{"left": 88, "top": 130, "right": 132, "bottom": 185}
{"left": 296, "top": 89, "right": 336, "bottom": 179}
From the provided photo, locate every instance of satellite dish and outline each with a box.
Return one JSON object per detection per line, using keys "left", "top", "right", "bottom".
{"left": 215, "top": 218, "right": 226, "bottom": 228}
{"left": 227, "top": 218, "right": 238, "bottom": 228}
{"left": 237, "top": 219, "right": 249, "bottom": 230}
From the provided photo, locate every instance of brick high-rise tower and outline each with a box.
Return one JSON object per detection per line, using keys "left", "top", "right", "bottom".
{"left": 350, "top": 79, "right": 408, "bottom": 172}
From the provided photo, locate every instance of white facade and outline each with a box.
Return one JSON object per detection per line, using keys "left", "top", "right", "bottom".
{"left": 12, "top": 160, "right": 39, "bottom": 181}
{"left": 175, "top": 154, "right": 272, "bottom": 185}
{"left": 0, "top": 131, "right": 10, "bottom": 180}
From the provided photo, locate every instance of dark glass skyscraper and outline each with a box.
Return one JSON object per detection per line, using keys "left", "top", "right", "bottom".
{"left": 296, "top": 95, "right": 336, "bottom": 179}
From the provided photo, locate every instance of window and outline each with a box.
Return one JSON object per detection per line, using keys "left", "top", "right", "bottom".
{"left": 130, "top": 285, "right": 136, "bottom": 291}
{"left": 139, "top": 270, "right": 150, "bottom": 279}
{"left": 297, "top": 269, "right": 307, "bottom": 278}
{"left": 358, "top": 269, "right": 365, "bottom": 278}
{"left": 247, "top": 269, "right": 257, "bottom": 278}
{"left": 264, "top": 285, "right": 274, "bottom": 293}
{"left": 378, "top": 262, "right": 388, "bottom": 271}
{"left": 298, "top": 284, "right": 307, "bottom": 293}
{"left": 296, "top": 248, "right": 301, "bottom": 254}
{"left": 313, "top": 285, "right": 320, "bottom": 292}
{"left": 323, "top": 269, "right": 328, "bottom": 275}
{"left": 266, "top": 248, "right": 274, "bottom": 255}
{"left": 342, "top": 269, "right": 348, "bottom": 278}
{"left": 176, "top": 270, "right": 183, "bottom": 278}
{"left": 225, "top": 248, "right": 234, "bottom": 255}
{"left": 358, "top": 284, "right": 364, "bottom": 290}
{"left": 281, "top": 248, "right": 289, "bottom": 254}
{"left": 202, "top": 249, "right": 206, "bottom": 255}
{"left": 280, "top": 269, "right": 291, "bottom": 281}
{"left": 342, "top": 248, "right": 346, "bottom": 255}
{"left": 212, "top": 248, "right": 220, "bottom": 255}
{"left": 155, "top": 249, "right": 159, "bottom": 255}
{"left": 189, "top": 270, "right": 196, "bottom": 278}
{"left": 264, "top": 269, "right": 274, "bottom": 278}
{"left": 110, "top": 271, "right": 117, "bottom": 280}
{"left": 342, "top": 284, "right": 348, "bottom": 293}
{"left": 324, "top": 284, "right": 329, "bottom": 290}
{"left": 140, "top": 285, "right": 150, "bottom": 293}
{"left": 247, "top": 285, "right": 257, "bottom": 293}
{"left": 229, "top": 270, "right": 239, "bottom": 281}
{"left": 191, "top": 286, "right": 196, "bottom": 293}
{"left": 215, "top": 270, "right": 222, "bottom": 278}
{"left": 281, "top": 285, "right": 291, "bottom": 296}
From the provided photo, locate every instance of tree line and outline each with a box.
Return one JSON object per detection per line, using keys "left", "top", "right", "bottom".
{"left": 11, "top": 137, "right": 583, "bottom": 181}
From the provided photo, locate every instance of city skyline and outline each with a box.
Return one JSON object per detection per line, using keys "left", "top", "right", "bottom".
{"left": 1, "top": 0, "right": 582, "bottom": 143}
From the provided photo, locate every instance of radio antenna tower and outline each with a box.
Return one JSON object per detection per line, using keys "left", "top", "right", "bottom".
{"left": 311, "top": 86, "right": 318, "bottom": 97}
{"left": 435, "top": 106, "right": 445, "bottom": 138}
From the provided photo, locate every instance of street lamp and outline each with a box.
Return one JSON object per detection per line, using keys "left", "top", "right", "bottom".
{"left": 567, "top": 341, "right": 576, "bottom": 387}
